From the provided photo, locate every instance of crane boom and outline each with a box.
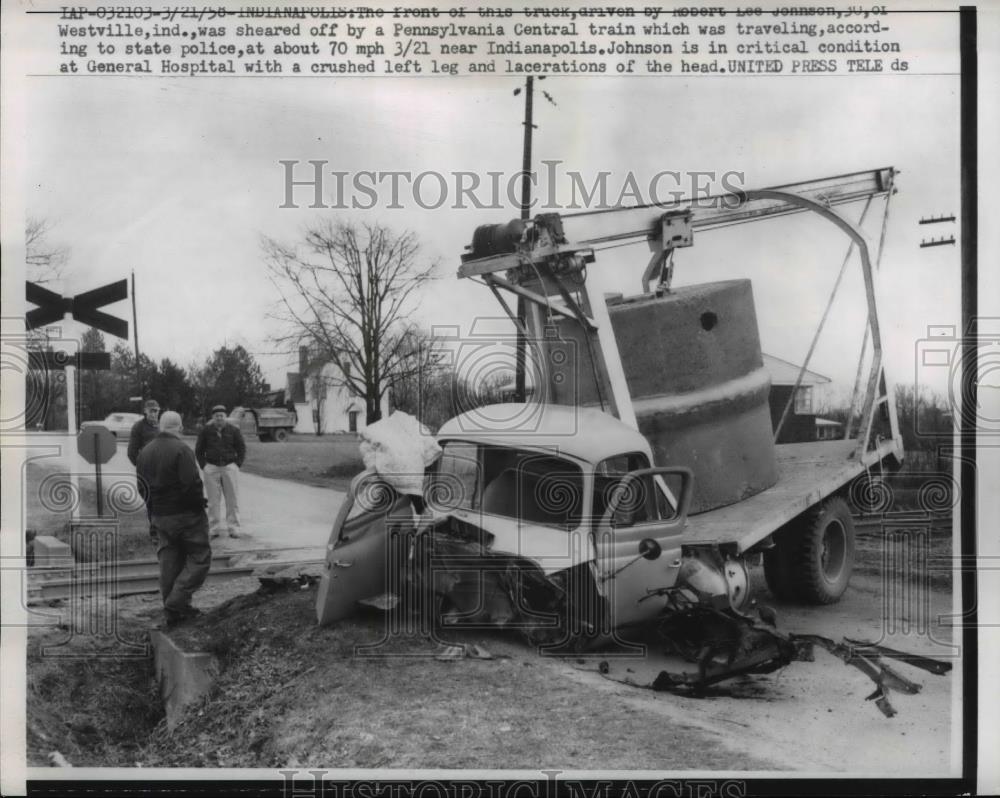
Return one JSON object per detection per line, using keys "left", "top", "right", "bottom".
{"left": 460, "top": 167, "right": 895, "bottom": 274}
{"left": 563, "top": 166, "right": 895, "bottom": 248}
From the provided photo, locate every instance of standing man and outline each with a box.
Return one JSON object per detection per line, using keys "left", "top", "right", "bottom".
{"left": 136, "top": 411, "right": 211, "bottom": 628}
{"left": 127, "top": 399, "right": 160, "bottom": 466}
{"left": 195, "top": 404, "right": 246, "bottom": 539}
{"left": 129, "top": 399, "right": 161, "bottom": 537}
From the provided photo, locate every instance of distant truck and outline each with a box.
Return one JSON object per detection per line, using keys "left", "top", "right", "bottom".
{"left": 228, "top": 406, "right": 297, "bottom": 442}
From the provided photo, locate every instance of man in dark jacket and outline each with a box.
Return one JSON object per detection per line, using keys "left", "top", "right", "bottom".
{"left": 129, "top": 399, "right": 161, "bottom": 533}
{"left": 127, "top": 399, "right": 160, "bottom": 465}
{"left": 136, "top": 411, "right": 211, "bottom": 628}
{"left": 195, "top": 404, "right": 246, "bottom": 539}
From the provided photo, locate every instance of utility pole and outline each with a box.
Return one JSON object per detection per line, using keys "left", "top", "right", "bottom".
{"left": 515, "top": 77, "right": 536, "bottom": 402}
{"left": 131, "top": 270, "right": 141, "bottom": 400}
{"left": 520, "top": 76, "right": 535, "bottom": 221}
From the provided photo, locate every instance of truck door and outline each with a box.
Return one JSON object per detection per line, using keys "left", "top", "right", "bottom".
{"left": 316, "top": 472, "right": 415, "bottom": 625}
{"left": 592, "top": 465, "right": 692, "bottom": 628}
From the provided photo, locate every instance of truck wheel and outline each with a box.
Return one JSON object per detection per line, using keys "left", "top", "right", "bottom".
{"left": 273, "top": 428, "right": 289, "bottom": 442}
{"left": 786, "top": 497, "right": 856, "bottom": 604}
{"left": 258, "top": 431, "right": 272, "bottom": 442}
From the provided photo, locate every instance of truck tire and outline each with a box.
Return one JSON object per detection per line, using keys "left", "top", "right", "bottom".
{"left": 273, "top": 428, "right": 289, "bottom": 442}
{"left": 258, "top": 431, "right": 272, "bottom": 442}
{"left": 786, "top": 496, "right": 856, "bottom": 604}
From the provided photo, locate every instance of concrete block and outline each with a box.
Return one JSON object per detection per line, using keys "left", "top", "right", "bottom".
{"left": 32, "top": 535, "right": 73, "bottom": 568}
{"left": 149, "top": 631, "right": 220, "bottom": 730}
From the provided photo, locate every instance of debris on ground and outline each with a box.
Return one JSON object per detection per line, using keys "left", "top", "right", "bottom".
{"left": 317, "top": 504, "right": 950, "bottom": 716}
{"left": 255, "top": 561, "right": 326, "bottom": 592}
{"left": 434, "top": 643, "right": 502, "bottom": 661}
{"left": 792, "top": 635, "right": 952, "bottom": 718}
{"left": 587, "top": 606, "right": 952, "bottom": 717}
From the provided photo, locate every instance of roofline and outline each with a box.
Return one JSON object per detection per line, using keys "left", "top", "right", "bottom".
{"left": 437, "top": 404, "right": 652, "bottom": 463}
{"left": 762, "top": 352, "right": 832, "bottom": 384}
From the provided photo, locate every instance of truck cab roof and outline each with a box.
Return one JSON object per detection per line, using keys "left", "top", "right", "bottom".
{"left": 437, "top": 403, "right": 652, "bottom": 466}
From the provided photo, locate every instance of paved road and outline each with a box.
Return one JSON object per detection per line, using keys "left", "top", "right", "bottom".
{"left": 25, "top": 434, "right": 345, "bottom": 557}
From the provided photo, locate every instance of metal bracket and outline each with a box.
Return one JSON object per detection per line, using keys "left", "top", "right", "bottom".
{"left": 642, "top": 211, "right": 693, "bottom": 294}
{"left": 660, "top": 210, "right": 694, "bottom": 249}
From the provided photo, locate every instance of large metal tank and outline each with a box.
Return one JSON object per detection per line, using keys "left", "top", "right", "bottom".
{"left": 529, "top": 279, "right": 778, "bottom": 514}
{"left": 608, "top": 280, "right": 778, "bottom": 513}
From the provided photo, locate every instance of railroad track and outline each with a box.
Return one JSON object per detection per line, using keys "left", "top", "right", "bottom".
{"left": 27, "top": 547, "right": 326, "bottom": 603}
{"left": 27, "top": 518, "right": 948, "bottom": 604}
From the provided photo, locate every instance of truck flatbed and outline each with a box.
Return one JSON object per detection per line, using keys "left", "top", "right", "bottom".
{"left": 684, "top": 440, "right": 865, "bottom": 553}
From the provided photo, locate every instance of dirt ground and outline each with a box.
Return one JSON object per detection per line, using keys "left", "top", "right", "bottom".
{"left": 26, "top": 550, "right": 959, "bottom": 774}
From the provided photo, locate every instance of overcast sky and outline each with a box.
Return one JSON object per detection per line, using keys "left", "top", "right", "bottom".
{"left": 24, "top": 65, "right": 961, "bottom": 407}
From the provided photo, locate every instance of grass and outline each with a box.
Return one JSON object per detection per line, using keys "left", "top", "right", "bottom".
{"left": 239, "top": 433, "right": 365, "bottom": 491}
{"left": 24, "top": 462, "right": 154, "bottom": 562}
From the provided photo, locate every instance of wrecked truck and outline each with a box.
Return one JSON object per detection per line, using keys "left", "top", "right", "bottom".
{"left": 315, "top": 167, "right": 951, "bottom": 711}
{"left": 317, "top": 403, "right": 715, "bottom": 639}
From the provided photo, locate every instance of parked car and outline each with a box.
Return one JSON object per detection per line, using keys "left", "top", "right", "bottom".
{"left": 80, "top": 412, "right": 142, "bottom": 438}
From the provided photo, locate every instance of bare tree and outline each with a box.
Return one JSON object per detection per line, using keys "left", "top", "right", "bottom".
{"left": 26, "top": 217, "right": 68, "bottom": 285}
{"left": 387, "top": 325, "right": 451, "bottom": 426}
{"left": 23, "top": 218, "right": 70, "bottom": 429}
{"left": 263, "top": 221, "right": 437, "bottom": 425}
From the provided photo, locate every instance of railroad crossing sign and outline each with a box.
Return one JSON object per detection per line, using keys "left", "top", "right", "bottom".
{"left": 77, "top": 425, "right": 116, "bottom": 465}
{"left": 29, "top": 350, "right": 111, "bottom": 371}
{"left": 26, "top": 278, "right": 130, "bottom": 521}
{"left": 77, "top": 424, "right": 117, "bottom": 517}
{"left": 26, "top": 279, "right": 129, "bottom": 339}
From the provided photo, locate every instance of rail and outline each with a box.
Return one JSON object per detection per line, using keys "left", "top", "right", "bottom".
{"left": 27, "top": 547, "right": 325, "bottom": 602}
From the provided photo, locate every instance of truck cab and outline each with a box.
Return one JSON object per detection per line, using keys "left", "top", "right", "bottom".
{"left": 431, "top": 403, "right": 694, "bottom": 628}
{"left": 314, "top": 403, "right": 756, "bottom": 635}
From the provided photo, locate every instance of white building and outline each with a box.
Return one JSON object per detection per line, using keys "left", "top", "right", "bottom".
{"left": 288, "top": 349, "right": 389, "bottom": 435}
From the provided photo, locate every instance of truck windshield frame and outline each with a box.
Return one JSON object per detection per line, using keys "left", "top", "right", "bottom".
{"left": 435, "top": 440, "right": 586, "bottom": 530}
{"left": 593, "top": 451, "right": 674, "bottom": 524}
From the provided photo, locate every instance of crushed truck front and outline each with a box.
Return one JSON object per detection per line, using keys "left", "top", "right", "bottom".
{"left": 317, "top": 403, "right": 744, "bottom": 633}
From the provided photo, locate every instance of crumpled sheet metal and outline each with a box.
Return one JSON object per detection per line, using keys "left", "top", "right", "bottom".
{"left": 794, "top": 635, "right": 952, "bottom": 718}
{"left": 591, "top": 607, "right": 952, "bottom": 717}
{"left": 383, "top": 520, "right": 953, "bottom": 717}
{"left": 401, "top": 518, "right": 563, "bottom": 634}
